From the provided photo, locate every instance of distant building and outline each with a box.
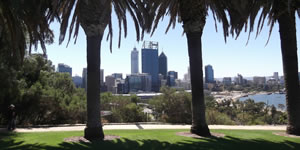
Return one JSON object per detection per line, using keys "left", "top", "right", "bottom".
{"left": 112, "top": 73, "right": 123, "bottom": 80}
{"left": 142, "top": 41, "right": 159, "bottom": 92}
{"left": 125, "top": 73, "right": 152, "bottom": 93}
{"left": 253, "top": 76, "right": 266, "bottom": 85}
{"left": 106, "top": 75, "right": 116, "bottom": 93}
{"left": 100, "top": 69, "right": 104, "bottom": 85}
{"left": 57, "top": 63, "right": 72, "bottom": 76}
{"left": 205, "top": 65, "right": 214, "bottom": 83}
{"left": 82, "top": 68, "right": 87, "bottom": 91}
{"left": 273, "top": 72, "right": 279, "bottom": 81}
{"left": 72, "top": 76, "right": 82, "bottom": 88}
{"left": 183, "top": 67, "right": 191, "bottom": 82}
{"left": 223, "top": 77, "right": 232, "bottom": 86}
{"left": 235, "top": 74, "right": 245, "bottom": 85}
{"left": 158, "top": 52, "right": 168, "bottom": 79}
{"left": 131, "top": 47, "right": 139, "bottom": 74}
{"left": 167, "top": 71, "right": 178, "bottom": 87}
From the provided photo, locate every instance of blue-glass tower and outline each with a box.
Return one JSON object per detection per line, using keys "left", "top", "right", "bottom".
{"left": 142, "top": 41, "right": 159, "bottom": 92}
{"left": 159, "top": 52, "right": 168, "bottom": 79}
{"left": 205, "top": 65, "right": 214, "bottom": 83}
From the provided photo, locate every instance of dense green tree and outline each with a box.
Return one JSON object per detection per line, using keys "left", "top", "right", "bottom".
{"left": 0, "top": 55, "right": 87, "bottom": 125}
{"left": 150, "top": 87, "right": 192, "bottom": 124}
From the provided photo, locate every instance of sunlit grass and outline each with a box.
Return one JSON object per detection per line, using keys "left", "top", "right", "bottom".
{"left": 1, "top": 129, "right": 299, "bottom": 150}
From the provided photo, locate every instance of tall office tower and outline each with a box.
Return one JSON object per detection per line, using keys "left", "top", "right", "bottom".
{"left": 131, "top": 47, "right": 139, "bottom": 74}
{"left": 82, "top": 68, "right": 87, "bottom": 91}
{"left": 273, "top": 72, "right": 279, "bottom": 81}
{"left": 205, "top": 65, "right": 214, "bottom": 83}
{"left": 100, "top": 69, "right": 104, "bottom": 85}
{"left": 158, "top": 52, "right": 168, "bottom": 79}
{"left": 57, "top": 63, "right": 72, "bottom": 76}
{"left": 142, "top": 41, "right": 159, "bottom": 92}
{"left": 167, "top": 71, "right": 178, "bottom": 87}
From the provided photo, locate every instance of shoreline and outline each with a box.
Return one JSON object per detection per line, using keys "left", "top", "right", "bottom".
{"left": 212, "top": 91, "right": 285, "bottom": 103}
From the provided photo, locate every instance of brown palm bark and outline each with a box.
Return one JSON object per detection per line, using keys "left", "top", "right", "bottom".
{"left": 180, "top": 0, "right": 211, "bottom": 137}
{"left": 187, "top": 32, "right": 211, "bottom": 137}
{"left": 277, "top": 3, "right": 300, "bottom": 135}
{"left": 78, "top": 0, "right": 111, "bottom": 140}
{"left": 84, "top": 35, "right": 104, "bottom": 140}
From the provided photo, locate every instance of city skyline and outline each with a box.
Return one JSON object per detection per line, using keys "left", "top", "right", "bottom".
{"left": 36, "top": 11, "right": 300, "bottom": 79}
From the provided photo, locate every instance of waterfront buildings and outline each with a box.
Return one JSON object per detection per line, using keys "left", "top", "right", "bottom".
{"left": 235, "top": 74, "right": 246, "bottom": 85}
{"left": 131, "top": 47, "right": 139, "bottom": 74}
{"left": 223, "top": 77, "right": 232, "bottom": 86}
{"left": 158, "top": 52, "right": 168, "bottom": 79}
{"left": 57, "top": 63, "right": 72, "bottom": 76}
{"left": 205, "top": 65, "right": 214, "bottom": 83}
{"left": 273, "top": 72, "right": 279, "bottom": 81}
{"left": 142, "top": 41, "right": 159, "bottom": 92}
{"left": 253, "top": 76, "right": 266, "bottom": 85}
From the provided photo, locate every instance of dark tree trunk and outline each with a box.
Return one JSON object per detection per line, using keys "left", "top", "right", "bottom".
{"left": 278, "top": 6, "right": 300, "bottom": 135}
{"left": 187, "top": 32, "right": 211, "bottom": 137}
{"left": 84, "top": 35, "right": 104, "bottom": 140}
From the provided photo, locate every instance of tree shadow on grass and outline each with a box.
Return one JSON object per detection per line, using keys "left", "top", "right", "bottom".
{"left": 1, "top": 133, "right": 300, "bottom": 150}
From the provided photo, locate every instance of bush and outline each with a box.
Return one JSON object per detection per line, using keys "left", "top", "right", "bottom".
{"left": 206, "top": 109, "right": 235, "bottom": 125}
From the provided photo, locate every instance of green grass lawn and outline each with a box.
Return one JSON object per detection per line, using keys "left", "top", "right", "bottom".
{"left": 0, "top": 130, "right": 299, "bottom": 150}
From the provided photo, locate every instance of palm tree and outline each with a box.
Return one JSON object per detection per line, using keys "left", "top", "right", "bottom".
{"left": 227, "top": 0, "right": 300, "bottom": 135}
{"left": 147, "top": 0, "right": 232, "bottom": 137}
{"left": 53, "top": 0, "right": 146, "bottom": 140}
{"left": 0, "top": 0, "right": 55, "bottom": 65}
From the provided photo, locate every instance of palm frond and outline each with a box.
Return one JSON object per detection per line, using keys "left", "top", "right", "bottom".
{"left": 0, "top": 0, "right": 55, "bottom": 61}
{"left": 55, "top": 0, "right": 147, "bottom": 52}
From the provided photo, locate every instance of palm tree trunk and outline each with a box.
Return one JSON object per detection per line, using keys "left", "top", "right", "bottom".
{"left": 187, "top": 32, "right": 211, "bottom": 137}
{"left": 278, "top": 8, "right": 300, "bottom": 136}
{"left": 84, "top": 35, "right": 104, "bottom": 140}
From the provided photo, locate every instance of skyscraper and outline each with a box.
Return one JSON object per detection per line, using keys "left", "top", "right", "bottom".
{"left": 142, "top": 41, "right": 159, "bottom": 92}
{"left": 100, "top": 69, "right": 104, "bottom": 85}
{"left": 131, "top": 47, "right": 139, "bottom": 74}
{"left": 167, "top": 71, "right": 178, "bottom": 87}
{"left": 158, "top": 52, "right": 167, "bottom": 79}
{"left": 273, "top": 72, "right": 279, "bottom": 81}
{"left": 82, "top": 68, "right": 87, "bottom": 91}
{"left": 57, "top": 63, "right": 72, "bottom": 76}
{"left": 112, "top": 73, "right": 123, "bottom": 79}
{"left": 205, "top": 65, "right": 214, "bottom": 83}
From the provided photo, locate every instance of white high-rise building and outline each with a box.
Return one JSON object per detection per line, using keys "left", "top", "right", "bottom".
{"left": 131, "top": 47, "right": 139, "bottom": 74}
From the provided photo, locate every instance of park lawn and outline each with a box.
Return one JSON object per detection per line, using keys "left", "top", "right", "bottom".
{"left": 0, "top": 129, "right": 299, "bottom": 150}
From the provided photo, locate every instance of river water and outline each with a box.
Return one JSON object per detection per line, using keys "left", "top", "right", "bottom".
{"left": 239, "top": 93, "right": 286, "bottom": 108}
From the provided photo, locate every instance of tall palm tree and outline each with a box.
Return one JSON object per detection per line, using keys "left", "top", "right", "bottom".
{"left": 227, "top": 0, "right": 300, "bottom": 136}
{"left": 147, "top": 0, "right": 231, "bottom": 137}
{"left": 53, "top": 0, "right": 147, "bottom": 140}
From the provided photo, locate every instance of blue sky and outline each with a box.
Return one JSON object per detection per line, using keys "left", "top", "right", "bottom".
{"left": 37, "top": 11, "right": 300, "bottom": 79}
